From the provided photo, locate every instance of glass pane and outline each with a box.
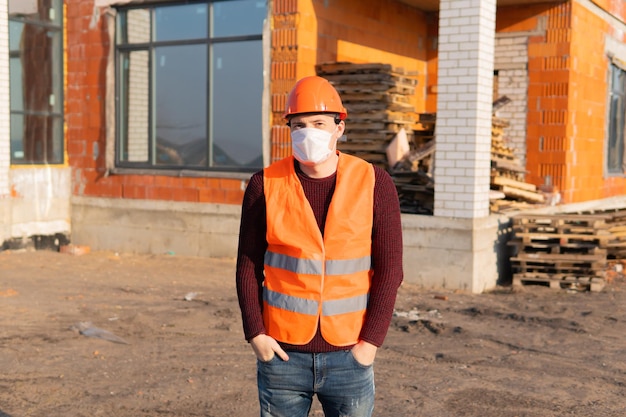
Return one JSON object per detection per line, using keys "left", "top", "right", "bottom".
{"left": 19, "top": 24, "right": 55, "bottom": 113}
{"left": 119, "top": 51, "right": 150, "bottom": 163}
{"left": 51, "top": 115, "right": 63, "bottom": 163}
{"left": 155, "top": 4, "right": 207, "bottom": 42}
{"left": 9, "top": 20, "right": 23, "bottom": 51}
{"left": 11, "top": 113, "right": 63, "bottom": 164}
{"left": 50, "top": 30, "right": 63, "bottom": 112}
{"left": 155, "top": 45, "right": 207, "bottom": 167}
{"left": 9, "top": 0, "right": 61, "bottom": 25}
{"left": 212, "top": 0, "right": 266, "bottom": 37}
{"left": 211, "top": 40, "right": 263, "bottom": 168}
{"left": 9, "top": 57, "right": 23, "bottom": 110}
{"left": 608, "top": 65, "right": 626, "bottom": 174}
{"left": 10, "top": 113, "right": 24, "bottom": 161}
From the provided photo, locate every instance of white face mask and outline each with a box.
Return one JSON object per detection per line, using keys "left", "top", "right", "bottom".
{"left": 291, "top": 127, "right": 336, "bottom": 166}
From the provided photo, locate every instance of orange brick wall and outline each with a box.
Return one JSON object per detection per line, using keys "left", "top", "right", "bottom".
{"left": 591, "top": 0, "right": 626, "bottom": 25}
{"left": 521, "top": 2, "right": 626, "bottom": 203}
{"left": 65, "top": 0, "right": 245, "bottom": 205}
{"left": 270, "top": 0, "right": 299, "bottom": 162}
{"left": 524, "top": 2, "right": 572, "bottom": 199}
{"left": 270, "top": 0, "right": 431, "bottom": 162}
{"left": 567, "top": 2, "right": 609, "bottom": 202}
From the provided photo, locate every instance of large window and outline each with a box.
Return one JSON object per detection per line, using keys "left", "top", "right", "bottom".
{"left": 116, "top": 0, "right": 266, "bottom": 171}
{"left": 607, "top": 63, "right": 626, "bottom": 175}
{"left": 8, "top": 0, "right": 64, "bottom": 164}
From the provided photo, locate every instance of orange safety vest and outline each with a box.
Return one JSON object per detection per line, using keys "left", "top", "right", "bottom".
{"left": 262, "top": 152, "right": 375, "bottom": 346}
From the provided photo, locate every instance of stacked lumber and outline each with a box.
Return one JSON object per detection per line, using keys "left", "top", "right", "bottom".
{"left": 390, "top": 113, "right": 436, "bottom": 215}
{"left": 315, "top": 62, "right": 546, "bottom": 215}
{"left": 508, "top": 213, "right": 615, "bottom": 292}
{"left": 576, "top": 208, "right": 626, "bottom": 259}
{"left": 489, "top": 117, "right": 545, "bottom": 213}
{"left": 392, "top": 170, "right": 434, "bottom": 215}
{"left": 316, "top": 62, "right": 419, "bottom": 168}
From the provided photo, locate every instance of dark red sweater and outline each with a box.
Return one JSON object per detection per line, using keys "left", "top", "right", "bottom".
{"left": 236, "top": 157, "right": 404, "bottom": 352}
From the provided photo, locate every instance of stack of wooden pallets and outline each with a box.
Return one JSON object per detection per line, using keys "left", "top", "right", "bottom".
{"left": 507, "top": 211, "right": 626, "bottom": 291}
{"left": 578, "top": 208, "right": 626, "bottom": 259}
{"left": 315, "top": 62, "right": 419, "bottom": 168}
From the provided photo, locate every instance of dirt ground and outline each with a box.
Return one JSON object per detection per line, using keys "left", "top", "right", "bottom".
{"left": 1, "top": 249, "right": 626, "bottom": 417}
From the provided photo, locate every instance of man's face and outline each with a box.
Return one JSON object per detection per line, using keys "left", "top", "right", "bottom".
{"left": 289, "top": 113, "right": 344, "bottom": 151}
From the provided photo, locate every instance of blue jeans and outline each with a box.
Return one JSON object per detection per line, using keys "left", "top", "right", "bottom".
{"left": 257, "top": 350, "right": 375, "bottom": 417}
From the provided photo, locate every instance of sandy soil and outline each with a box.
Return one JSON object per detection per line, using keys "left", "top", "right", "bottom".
{"left": 1, "top": 249, "right": 626, "bottom": 417}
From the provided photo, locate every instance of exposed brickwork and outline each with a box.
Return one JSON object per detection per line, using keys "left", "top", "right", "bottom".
{"left": 568, "top": 1, "right": 626, "bottom": 201}
{"left": 524, "top": 1, "right": 626, "bottom": 203}
{"left": 494, "top": 34, "right": 529, "bottom": 167}
{"left": 525, "top": 2, "right": 572, "bottom": 199}
{"left": 65, "top": 0, "right": 246, "bottom": 205}
{"left": 270, "top": 6, "right": 298, "bottom": 162}
{"left": 270, "top": 0, "right": 430, "bottom": 163}
{"left": 62, "top": 0, "right": 626, "bottom": 209}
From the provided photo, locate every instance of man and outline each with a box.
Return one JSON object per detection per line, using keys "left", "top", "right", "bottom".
{"left": 236, "top": 75, "right": 404, "bottom": 417}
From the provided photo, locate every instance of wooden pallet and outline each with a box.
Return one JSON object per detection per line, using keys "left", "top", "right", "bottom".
{"left": 347, "top": 110, "right": 417, "bottom": 122}
{"left": 508, "top": 240, "right": 607, "bottom": 255}
{"left": 513, "top": 214, "right": 611, "bottom": 230}
{"left": 513, "top": 273, "right": 605, "bottom": 292}
{"left": 512, "top": 231, "right": 613, "bottom": 248}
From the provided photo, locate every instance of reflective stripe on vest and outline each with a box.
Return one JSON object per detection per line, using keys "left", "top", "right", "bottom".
{"left": 264, "top": 251, "right": 371, "bottom": 276}
{"left": 264, "top": 288, "right": 369, "bottom": 317}
{"left": 262, "top": 152, "right": 375, "bottom": 346}
{"left": 264, "top": 288, "right": 319, "bottom": 315}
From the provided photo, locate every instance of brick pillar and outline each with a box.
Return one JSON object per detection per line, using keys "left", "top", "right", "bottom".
{"left": 270, "top": 0, "right": 299, "bottom": 164}
{"left": 434, "top": 0, "right": 496, "bottom": 219}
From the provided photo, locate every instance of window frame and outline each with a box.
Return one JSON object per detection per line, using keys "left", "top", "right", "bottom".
{"left": 606, "top": 62, "right": 626, "bottom": 176}
{"left": 114, "top": 0, "right": 265, "bottom": 173}
{"left": 8, "top": 2, "right": 64, "bottom": 165}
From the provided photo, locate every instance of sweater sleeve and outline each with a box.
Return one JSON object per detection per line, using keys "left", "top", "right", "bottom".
{"left": 235, "top": 171, "right": 267, "bottom": 341}
{"left": 359, "top": 166, "right": 404, "bottom": 347}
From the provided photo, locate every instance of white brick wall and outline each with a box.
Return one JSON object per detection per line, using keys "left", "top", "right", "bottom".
{"left": 434, "top": 0, "right": 496, "bottom": 219}
{"left": 126, "top": 10, "right": 150, "bottom": 162}
{"left": 0, "top": 0, "right": 9, "bottom": 197}
{"left": 495, "top": 35, "right": 529, "bottom": 169}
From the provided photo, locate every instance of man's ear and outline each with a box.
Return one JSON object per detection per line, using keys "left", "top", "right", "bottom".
{"left": 336, "top": 120, "right": 346, "bottom": 135}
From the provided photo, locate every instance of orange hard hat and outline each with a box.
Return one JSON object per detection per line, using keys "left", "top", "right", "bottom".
{"left": 283, "top": 76, "right": 347, "bottom": 120}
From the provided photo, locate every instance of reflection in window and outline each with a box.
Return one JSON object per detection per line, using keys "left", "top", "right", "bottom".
{"left": 116, "top": 0, "right": 267, "bottom": 171}
{"left": 155, "top": 45, "right": 208, "bottom": 167}
{"left": 119, "top": 51, "right": 150, "bottom": 162}
{"left": 8, "top": 0, "right": 64, "bottom": 164}
{"left": 212, "top": 41, "right": 263, "bottom": 168}
{"left": 607, "top": 63, "right": 626, "bottom": 175}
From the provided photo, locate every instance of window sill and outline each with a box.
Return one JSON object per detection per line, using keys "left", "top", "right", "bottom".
{"left": 109, "top": 167, "right": 255, "bottom": 181}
